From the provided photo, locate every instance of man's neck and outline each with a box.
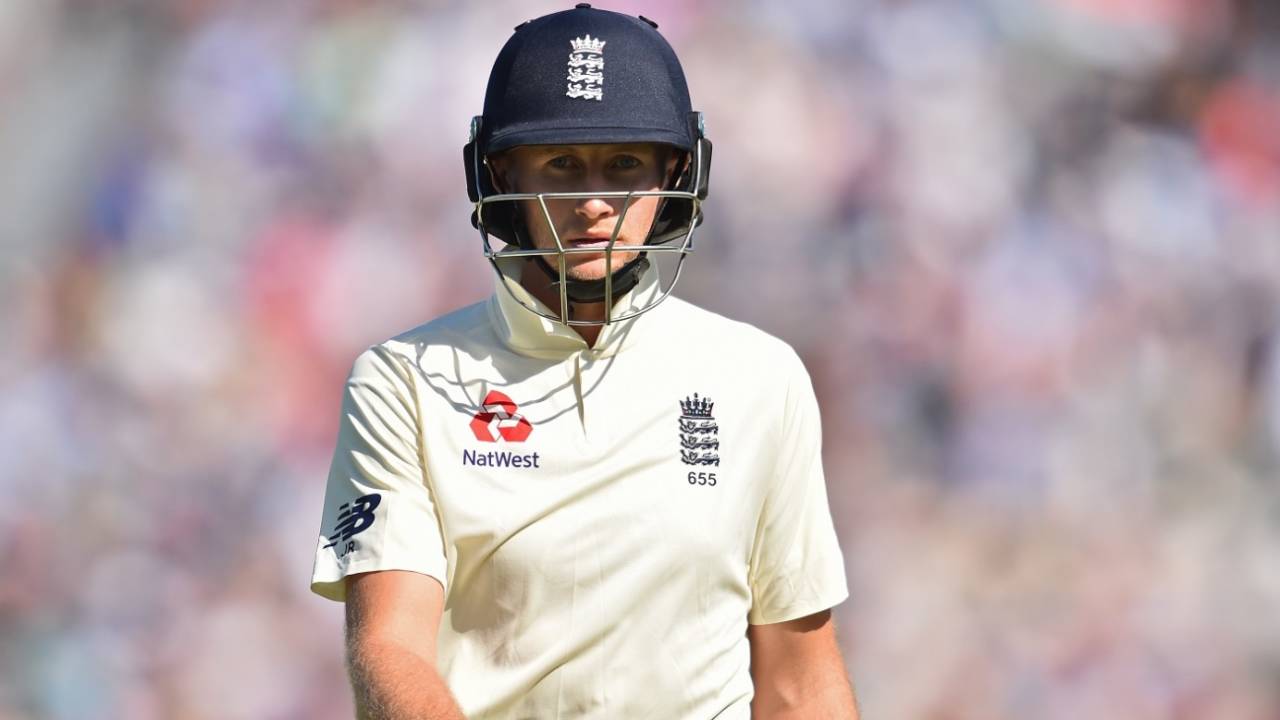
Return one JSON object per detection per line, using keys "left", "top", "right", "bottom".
{"left": 518, "top": 260, "right": 605, "bottom": 347}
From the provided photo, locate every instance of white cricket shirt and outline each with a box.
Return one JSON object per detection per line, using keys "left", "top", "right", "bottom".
{"left": 311, "top": 266, "right": 848, "bottom": 719}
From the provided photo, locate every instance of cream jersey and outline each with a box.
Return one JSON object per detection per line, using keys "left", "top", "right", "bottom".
{"left": 311, "top": 267, "right": 848, "bottom": 720}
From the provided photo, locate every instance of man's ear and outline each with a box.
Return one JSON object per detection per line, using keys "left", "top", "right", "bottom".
{"left": 486, "top": 153, "right": 511, "bottom": 193}
{"left": 664, "top": 148, "right": 688, "bottom": 190}
{"left": 486, "top": 150, "right": 522, "bottom": 193}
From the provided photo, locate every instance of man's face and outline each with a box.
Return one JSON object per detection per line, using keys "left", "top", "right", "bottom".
{"left": 489, "top": 143, "right": 677, "bottom": 282}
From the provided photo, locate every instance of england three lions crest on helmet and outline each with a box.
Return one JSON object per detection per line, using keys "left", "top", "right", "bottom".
{"left": 566, "top": 35, "right": 606, "bottom": 101}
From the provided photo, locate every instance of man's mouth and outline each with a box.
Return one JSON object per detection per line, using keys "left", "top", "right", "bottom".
{"left": 565, "top": 236, "right": 619, "bottom": 249}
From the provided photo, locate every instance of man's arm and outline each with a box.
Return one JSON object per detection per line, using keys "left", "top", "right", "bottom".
{"left": 748, "top": 610, "right": 859, "bottom": 720}
{"left": 345, "top": 570, "right": 465, "bottom": 720}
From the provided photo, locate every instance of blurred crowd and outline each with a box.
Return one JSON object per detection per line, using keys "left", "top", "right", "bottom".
{"left": 1, "top": 0, "right": 1279, "bottom": 718}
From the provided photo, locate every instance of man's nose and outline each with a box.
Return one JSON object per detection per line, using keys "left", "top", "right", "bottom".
{"left": 576, "top": 196, "right": 616, "bottom": 221}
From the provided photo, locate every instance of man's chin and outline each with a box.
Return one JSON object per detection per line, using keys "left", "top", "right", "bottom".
{"left": 562, "top": 256, "right": 641, "bottom": 283}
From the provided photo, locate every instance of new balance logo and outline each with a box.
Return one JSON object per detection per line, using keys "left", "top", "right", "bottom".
{"left": 324, "top": 493, "right": 381, "bottom": 557}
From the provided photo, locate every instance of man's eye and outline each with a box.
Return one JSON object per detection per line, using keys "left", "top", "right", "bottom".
{"left": 547, "top": 156, "right": 579, "bottom": 170}
{"left": 611, "top": 155, "right": 642, "bottom": 170}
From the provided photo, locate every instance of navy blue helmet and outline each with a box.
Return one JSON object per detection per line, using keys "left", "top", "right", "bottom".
{"left": 464, "top": 4, "right": 712, "bottom": 325}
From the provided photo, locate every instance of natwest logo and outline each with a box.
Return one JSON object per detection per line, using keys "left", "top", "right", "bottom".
{"left": 470, "top": 391, "right": 532, "bottom": 443}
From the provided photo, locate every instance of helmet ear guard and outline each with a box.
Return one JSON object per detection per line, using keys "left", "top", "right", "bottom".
{"left": 465, "top": 116, "right": 522, "bottom": 247}
{"left": 464, "top": 116, "right": 484, "bottom": 203}
{"left": 647, "top": 111, "right": 711, "bottom": 246}
{"left": 688, "top": 111, "right": 712, "bottom": 202}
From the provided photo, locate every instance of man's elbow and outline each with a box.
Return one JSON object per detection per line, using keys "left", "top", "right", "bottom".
{"left": 748, "top": 610, "right": 859, "bottom": 719}
{"left": 753, "top": 680, "right": 859, "bottom": 720}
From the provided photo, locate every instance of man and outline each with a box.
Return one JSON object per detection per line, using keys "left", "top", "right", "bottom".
{"left": 311, "top": 5, "right": 857, "bottom": 718}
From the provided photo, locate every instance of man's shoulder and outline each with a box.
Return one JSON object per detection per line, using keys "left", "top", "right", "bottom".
{"left": 661, "top": 296, "right": 802, "bottom": 367}
{"left": 364, "top": 300, "right": 496, "bottom": 363}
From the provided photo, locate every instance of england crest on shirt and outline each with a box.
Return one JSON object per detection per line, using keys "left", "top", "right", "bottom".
{"left": 679, "top": 393, "right": 719, "bottom": 466}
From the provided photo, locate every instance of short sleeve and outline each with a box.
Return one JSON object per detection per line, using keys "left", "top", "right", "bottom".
{"left": 310, "top": 346, "right": 448, "bottom": 602}
{"left": 747, "top": 350, "right": 848, "bottom": 625}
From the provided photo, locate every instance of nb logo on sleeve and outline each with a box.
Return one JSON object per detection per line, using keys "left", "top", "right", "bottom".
{"left": 324, "top": 493, "right": 382, "bottom": 556}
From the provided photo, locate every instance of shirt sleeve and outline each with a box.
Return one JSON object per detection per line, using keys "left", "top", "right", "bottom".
{"left": 747, "top": 348, "right": 849, "bottom": 625}
{"left": 310, "top": 345, "right": 448, "bottom": 602}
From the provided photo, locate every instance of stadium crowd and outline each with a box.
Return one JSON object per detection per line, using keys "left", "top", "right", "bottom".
{"left": 1, "top": 0, "right": 1278, "bottom": 717}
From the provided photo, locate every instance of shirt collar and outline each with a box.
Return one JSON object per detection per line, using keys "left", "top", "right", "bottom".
{"left": 488, "top": 261, "right": 660, "bottom": 359}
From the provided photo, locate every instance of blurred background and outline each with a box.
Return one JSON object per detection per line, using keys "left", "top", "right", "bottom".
{"left": 2, "top": 0, "right": 1279, "bottom": 717}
